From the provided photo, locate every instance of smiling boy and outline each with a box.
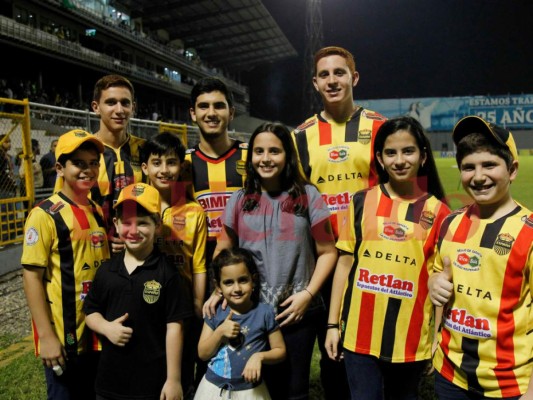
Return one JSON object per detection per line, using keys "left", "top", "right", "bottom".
{"left": 292, "top": 46, "right": 387, "bottom": 399}
{"left": 141, "top": 132, "right": 207, "bottom": 399}
{"left": 428, "top": 116, "right": 533, "bottom": 399}
{"left": 22, "top": 129, "right": 109, "bottom": 400}
{"left": 84, "top": 182, "right": 193, "bottom": 400}
{"left": 183, "top": 77, "right": 247, "bottom": 268}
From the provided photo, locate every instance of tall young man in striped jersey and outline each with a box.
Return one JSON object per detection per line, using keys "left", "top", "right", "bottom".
{"left": 183, "top": 77, "right": 247, "bottom": 394}
{"left": 292, "top": 46, "right": 387, "bottom": 399}
{"left": 53, "top": 75, "right": 145, "bottom": 241}
{"left": 184, "top": 77, "right": 247, "bottom": 269}
{"left": 90, "top": 74, "right": 145, "bottom": 229}
{"left": 429, "top": 116, "right": 533, "bottom": 399}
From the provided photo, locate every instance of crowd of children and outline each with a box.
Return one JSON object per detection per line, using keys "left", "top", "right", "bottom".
{"left": 21, "top": 48, "right": 533, "bottom": 400}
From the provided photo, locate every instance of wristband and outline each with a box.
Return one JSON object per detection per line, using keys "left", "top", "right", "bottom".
{"left": 326, "top": 323, "right": 339, "bottom": 329}
{"left": 303, "top": 288, "right": 314, "bottom": 299}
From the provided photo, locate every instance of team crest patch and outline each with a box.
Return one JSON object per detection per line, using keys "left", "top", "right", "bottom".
{"left": 419, "top": 211, "right": 435, "bottom": 230}
{"left": 66, "top": 332, "right": 75, "bottom": 346}
{"left": 25, "top": 227, "right": 39, "bottom": 245}
{"left": 90, "top": 231, "right": 105, "bottom": 248}
{"left": 358, "top": 129, "right": 371, "bottom": 145}
{"left": 493, "top": 233, "right": 514, "bottom": 256}
{"left": 74, "top": 130, "right": 88, "bottom": 138}
{"left": 48, "top": 201, "right": 65, "bottom": 215}
{"left": 173, "top": 216, "right": 186, "bottom": 230}
{"left": 131, "top": 184, "right": 145, "bottom": 196}
{"left": 143, "top": 280, "right": 162, "bottom": 304}
{"left": 236, "top": 160, "right": 246, "bottom": 176}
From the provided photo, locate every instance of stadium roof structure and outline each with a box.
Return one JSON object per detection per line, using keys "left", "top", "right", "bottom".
{"left": 121, "top": 0, "right": 298, "bottom": 72}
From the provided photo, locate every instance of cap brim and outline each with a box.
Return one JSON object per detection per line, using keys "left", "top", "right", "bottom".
{"left": 56, "top": 135, "right": 104, "bottom": 159}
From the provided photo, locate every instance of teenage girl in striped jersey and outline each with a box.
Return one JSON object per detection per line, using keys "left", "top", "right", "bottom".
{"left": 326, "top": 116, "right": 450, "bottom": 399}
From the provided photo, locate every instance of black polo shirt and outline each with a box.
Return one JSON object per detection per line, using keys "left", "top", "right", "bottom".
{"left": 84, "top": 248, "right": 193, "bottom": 399}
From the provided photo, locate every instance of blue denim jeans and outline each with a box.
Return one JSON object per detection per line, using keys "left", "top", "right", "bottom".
{"left": 434, "top": 371, "right": 521, "bottom": 400}
{"left": 343, "top": 350, "right": 428, "bottom": 400}
{"left": 263, "top": 311, "right": 320, "bottom": 400}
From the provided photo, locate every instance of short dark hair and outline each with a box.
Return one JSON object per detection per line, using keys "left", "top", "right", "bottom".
{"left": 57, "top": 141, "right": 101, "bottom": 166}
{"left": 141, "top": 132, "right": 186, "bottom": 165}
{"left": 456, "top": 132, "right": 514, "bottom": 169}
{"left": 190, "top": 77, "right": 233, "bottom": 108}
{"left": 93, "top": 74, "right": 135, "bottom": 102}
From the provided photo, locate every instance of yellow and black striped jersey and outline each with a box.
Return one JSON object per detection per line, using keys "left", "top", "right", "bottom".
{"left": 433, "top": 204, "right": 533, "bottom": 398}
{"left": 159, "top": 198, "right": 207, "bottom": 284}
{"left": 91, "top": 134, "right": 145, "bottom": 224}
{"left": 292, "top": 108, "right": 386, "bottom": 238}
{"left": 336, "top": 184, "right": 450, "bottom": 362}
{"left": 182, "top": 140, "right": 247, "bottom": 262}
{"left": 21, "top": 192, "right": 110, "bottom": 355}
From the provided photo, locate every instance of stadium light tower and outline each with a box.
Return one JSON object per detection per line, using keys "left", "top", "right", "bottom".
{"left": 302, "top": 0, "right": 323, "bottom": 117}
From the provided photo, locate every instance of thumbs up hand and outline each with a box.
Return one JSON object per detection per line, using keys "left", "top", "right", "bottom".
{"left": 106, "top": 313, "right": 133, "bottom": 346}
{"left": 218, "top": 310, "right": 241, "bottom": 340}
{"left": 428, "top": 257, "right": 454, "bottom": 307}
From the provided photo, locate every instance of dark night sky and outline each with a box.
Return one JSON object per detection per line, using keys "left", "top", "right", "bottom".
{"left": 243, "top": 0, "right": 533, "bottom": 126}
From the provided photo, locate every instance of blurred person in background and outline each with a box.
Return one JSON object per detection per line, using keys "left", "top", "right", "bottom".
{"left": 40, "top": 139, "right": 58, "bottom": 189}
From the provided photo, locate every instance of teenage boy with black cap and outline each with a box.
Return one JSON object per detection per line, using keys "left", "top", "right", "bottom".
{"left": 429, "top": 116, "right": 533, "bottom": 399}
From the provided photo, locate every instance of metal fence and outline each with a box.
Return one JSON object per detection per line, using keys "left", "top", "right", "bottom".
{"left": 0, "top": 98, "right": 251, "bottom": 247}
{"left": 0, "top": 98, "right": 32, "bottom": 246}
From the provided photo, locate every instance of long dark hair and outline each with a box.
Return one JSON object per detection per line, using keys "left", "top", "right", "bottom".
{"left": 243, "top": 122, "right": 311, "bottom": 215}
{"left": 374, "top": 116, "right": 447, "bottom": 202}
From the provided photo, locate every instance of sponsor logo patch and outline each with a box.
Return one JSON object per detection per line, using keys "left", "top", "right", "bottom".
{"left": 48, "top": 201, "right": 65, "bottom": 215}
{"left": 522, "top": 215, "right": 533, "bottom": 229}
{"left": 327, "top": 146, "right": 350, "bottom": 162}
{"left": 90, "top": 231, "right": 105, "bottom": 248}
{"left": 454, "top": 249, "right": 482, "bottom": 271}
{"left": 295, "top": 119, "right": 317, "bottom": 132}
{"left": 380, "top": 222, "right": 408, "bottom": 242}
